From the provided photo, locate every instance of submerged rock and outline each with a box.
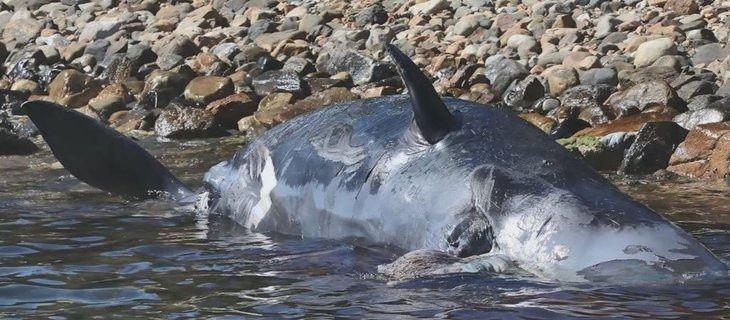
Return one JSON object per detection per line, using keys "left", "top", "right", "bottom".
{"left": 0, "top": 128, "right": 38, "bottom": 155}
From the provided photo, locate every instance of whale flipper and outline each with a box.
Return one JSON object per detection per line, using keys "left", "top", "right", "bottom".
{"left": 385, "top": 44, "right": 455, "bottom": 144}
{"left": 24, "top": 100, "right": 192, "bottom": 200}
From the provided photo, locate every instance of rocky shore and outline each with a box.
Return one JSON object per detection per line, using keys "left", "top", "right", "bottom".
{"left": 0, "top": 0, "right": 728, "bottom": 184}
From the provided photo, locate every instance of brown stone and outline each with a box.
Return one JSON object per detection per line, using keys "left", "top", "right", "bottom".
{"left": 205, "top": 93, "right": 258, "bottom": 128}
{"left": 183, "top": 76, "right": 234, "bottom": 104}
{"left": 544, "top": 65, "right": 579, "bottom": 95}
{"left": 667, "top": 122, "right": 730, "bottom": 182}
{"left": 519, "top": 113, "right": 557, "bottom": 133}
{"left": 664, "top": 0, "right": 699, "bottom": 14}
{"left": 237, "top": 115, "right": 267, "bottom": 136}
{"left": 254, "top": 92, "right": 295, "bottom": 126}
{"left": 88, "top": 83, "right": 131, "bottom": 119}
{"left": 48, "top": 69, "right": 103, "bottom": 108}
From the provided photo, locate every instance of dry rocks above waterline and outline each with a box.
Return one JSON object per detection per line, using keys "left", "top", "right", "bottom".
{"left": 0, "top": 0, "right": 728, "bottom": 184}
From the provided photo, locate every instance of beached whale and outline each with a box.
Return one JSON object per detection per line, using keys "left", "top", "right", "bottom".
{"left": 24, "top": 45, "right": 726, "bottom": 283}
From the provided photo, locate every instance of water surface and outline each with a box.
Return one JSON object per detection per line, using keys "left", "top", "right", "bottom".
{"left": 1, "top": 137, "right": 728, "bottom": 318}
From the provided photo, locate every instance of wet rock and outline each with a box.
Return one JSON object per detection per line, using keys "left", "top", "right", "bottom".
{"left": 551, "top": 118, "right": 591, "bottom": 139}
{"left": 482, "top": 56, "right": 528, "bottom": 94}
{"left": 258, "top": 87, "right": 358, "bottom": 125}
{"left": 48, "top": 69, "right": 103, "bottom": 109}
{"left": 673, "top": 99, "right": 730, "bottom": 130}
{"left": 317, "top": 49, "right": 393, "bottom": 86}
{"left": 142, "top": 69, "right": 194, "bottom": 108}
{"left": 183, "top": 76, "right": 234, "bottom": 105}
{"left": 545, "top": 65, "right": 579, "bottom": 96}
{"left": 559, "top": 133, "right": 634, "bottom": 171}
{"left": 667, "top": 122, "right": 730, "bottom": 183}
{"left": 251, "top": 70, "right": 307, "bottom": 97}
{"left": 254, "top": 92, "right": 295, "bottom": 127}
{"left": 205, "top": 93, "right": 258, "bottom": 129}
{"left": 237, "top": 115, "right": 267, "bottom": 136}
{"left": 88, "top": 83, "right": 131, "bottom": 120}
{"left": 154, "top": 105, "right": 225, "bottom": 139}
{"left": 502, "top": 76, "right": 545, "bottom": 110}
{"left": 619, "top": 121, "right": 689, "bottom": 175}
{"left": 109, "top": 108, "right": 155, "bottom": 133}
{"left": 0, "top": 128, "right": 38, "bottom": 155}
{"left": 633, "top": 38, "right": 677, "bottom": 68}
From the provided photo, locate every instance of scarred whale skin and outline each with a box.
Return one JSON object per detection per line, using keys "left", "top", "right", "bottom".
{"left": 203, "top": 95, "right": 727, "bottom": 283}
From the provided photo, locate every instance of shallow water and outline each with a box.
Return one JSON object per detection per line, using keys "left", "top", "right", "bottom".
{"left": 0, "top": 137, "right": 728, "bottom": 319}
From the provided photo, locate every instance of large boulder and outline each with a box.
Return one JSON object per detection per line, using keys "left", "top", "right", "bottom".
{"left": 667, "top": 122, "right": 730, "bottom": 183}
{"left": 618, "top": 122, "right": 689, "bottom": 175}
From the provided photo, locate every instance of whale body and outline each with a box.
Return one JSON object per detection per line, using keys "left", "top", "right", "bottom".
{"left": 24, "top": 45, "right": 727, "bottom": 283}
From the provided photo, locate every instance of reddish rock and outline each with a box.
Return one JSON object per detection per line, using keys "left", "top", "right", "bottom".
{"left": 667, "top": 122, "right": 730, "bottom": 183}
{"left": 575, "top": 107, "right": 679, "bottom": 137}
{"left": 205, "top": 93, "right": 258, "bottom": 128}
{"left": 519, "top": 113, "right": 557, "bottom": 133}
{"left": 664, "top": 0, "right": 699, "bottom": 15}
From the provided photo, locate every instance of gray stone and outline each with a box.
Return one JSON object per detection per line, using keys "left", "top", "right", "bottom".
{"left": 579, "top": 68, "right": 618, "bottom": 86}
{"left": 619, "top": 121, "right": 689, "bottom": 175}
{"left": 317, "top": 48, "right": 394, "bottom": 85}
{"left": 692, "top": 43, "right": 729, "bottom": 66}
{"left": 79, "top": 20, "right": 121, "bottom": 42}
{"left": 252, "top": 70, "right": 308, "bottom": 97}
{"left": 633, "top": 38, "right": 677, "bottom": 68}
{"left": 154, "top": 105, "right": 225, "bottom": 139}
{"left": 482, "top": 56, "right": 529, "bottom": 94}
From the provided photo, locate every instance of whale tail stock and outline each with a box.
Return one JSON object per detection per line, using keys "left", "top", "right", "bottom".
{"left": 23, "top": 100, "right": 193, "bottom": 200}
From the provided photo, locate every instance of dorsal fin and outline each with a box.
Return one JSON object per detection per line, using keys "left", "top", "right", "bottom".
{"left": 385, "top": 44, "right": 455, "bottom": 144}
